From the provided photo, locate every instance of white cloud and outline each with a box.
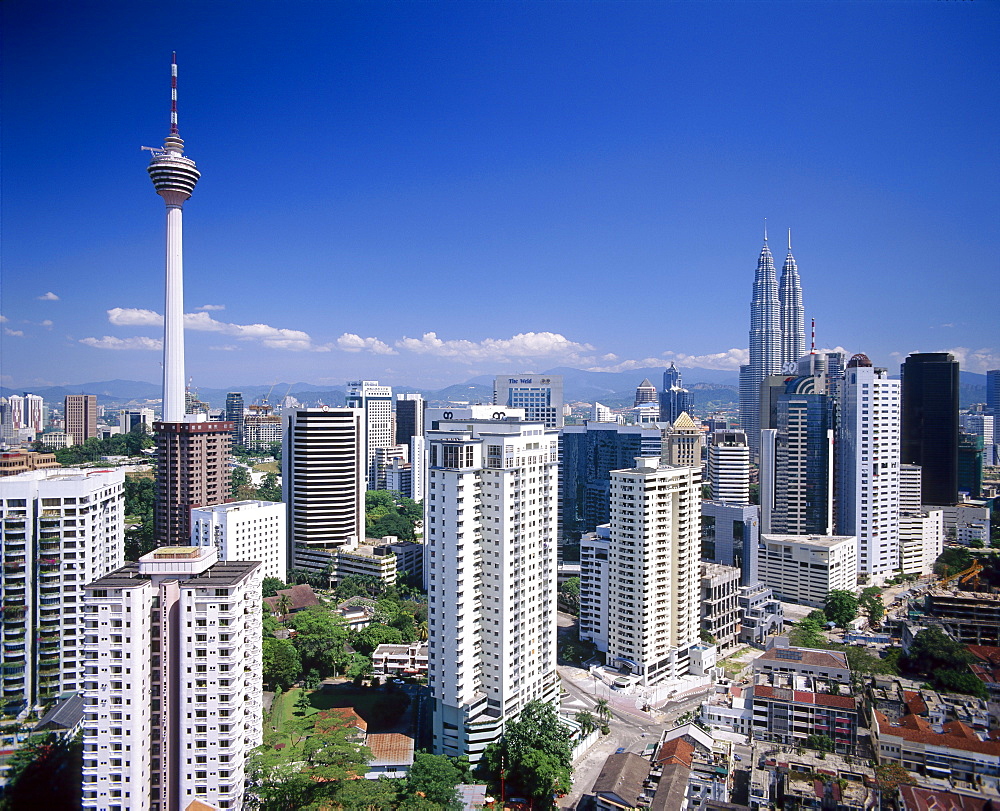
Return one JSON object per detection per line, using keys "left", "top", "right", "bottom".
{"left": 337, "top": 333, "right": 398, "bottom": 355}
{"left": 0, "top": 315, "right": 7, "bottom": 323}
{"left": 584, "top": 357, "right": 669, "bottom": 373}
{"left": 4, "top": 327, "right": 25, "bottom": 337}
{"left": 196, "top": 304, "right": 225, "bottom": 311}
{"left": 40, "top": 320, "right": 53, "bottom": 328}
{"left": 210, "top": 345, "right": 240, "bottom": 352}
{"left": 584, "top": 347, "right": 750, "bottom": 374}
{"left": 37, "top": 292, "right": 60, "bottom": 301}
{"left": 80, "top": 335, "right": 162, "bottom": 351}
{"left": 105, "top": 307, "right": 323, "bottom": 352}
{"left": 939, "top": 346, "right": 1000, "bottom": 374}
{"left": 394, "top": 331, "right": 595, "bottom": 363}
{"left": 108, "top": 307, "right": 162, "bottom": 327}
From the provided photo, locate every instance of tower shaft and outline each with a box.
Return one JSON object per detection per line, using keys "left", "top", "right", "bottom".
{"left": 163, "top": 203, "right": 186, "bottom": 421}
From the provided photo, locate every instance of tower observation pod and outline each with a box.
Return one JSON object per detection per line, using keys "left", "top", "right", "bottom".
{"left": 145, "top": 53, "right": 200, "bottom": 423}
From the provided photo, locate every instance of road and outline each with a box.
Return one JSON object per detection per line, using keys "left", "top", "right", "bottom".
{"left": 558, "top": 664, "right": 712, "bottom": 809}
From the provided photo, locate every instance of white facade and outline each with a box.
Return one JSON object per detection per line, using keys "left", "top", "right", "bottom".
{"left": 82, "top": 546, "right": 262, "bottom": 811}
{"left": 241, "top": 414, "right": 282, "bottom": 450}
{"left": 0, "top": 468, "right": 124, "bottom": 712}
{"left": 837, "top": 362, "right": 901, "bottom": 580}
{"left": 592, "top": 402, "right": 617, "bottom": 423}
{"left": 119, "top": 408, "right": 155, "bottom": 436}
{"left": 282, "top": 407, "right": 364, "bottom": 569}
{"left": 427, "top": 419, "right": 559, "bottom": 763}
{"left": 579, "top": 526, "right": 611, "bottom": 652}
{"left": 347, "top": 380, "right": 393, "bottom": 490}
{"left": 190, "top": 500, "right": 287, "bottom": 581}
{"left": 493, "top": 375, "right": 564, "bottom": 428}
{"left": 606, "top": 459, "right": 701, "bottom": 687}
{"left": 707, "top": 430, "right": 750, "bottom": 505}
{"left": 409, "top": 435, "right": 426, "bottom": 504}
{"left": 2, "top": 394, "right": 44, "bottom": 443}
{"left": 759, "top": 533, "right": 857, "bottom": 608}
{"left": 898, "top": 465, "right": 943, "bottom": 576}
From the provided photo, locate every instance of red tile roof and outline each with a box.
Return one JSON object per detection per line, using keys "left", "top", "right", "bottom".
{"left": 874, "top": 710, "right": 1000, "bottom": 757}
{"left": 899, "top": 784, "right": 992, "bottom": 811}
{"left": 754, "top": 684, "right": 856, "bottom": 710}
{"left": 655, "top": 737, "right": 694, "bottom": 768}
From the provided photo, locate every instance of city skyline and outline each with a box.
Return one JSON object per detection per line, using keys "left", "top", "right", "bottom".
{"left": 3, "top": 2, "right": 998, "bottom": 390}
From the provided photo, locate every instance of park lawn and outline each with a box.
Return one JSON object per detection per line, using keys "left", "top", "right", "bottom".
{"left": 266, "top": 685, "right": 397, "bottom": 751}
{"left": 254, "top": 461, "right": 280, "bottom": 473}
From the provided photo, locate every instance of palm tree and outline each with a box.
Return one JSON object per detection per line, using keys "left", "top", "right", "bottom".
{"left": 595, "top": 697, "right": 612, "bottom": 724}
{"left": 416, "top": 621, "right": 428, "bottom": 642}
{"left": 276, "top": 593, "right": 293, "bottom": 621}
{"left": 574, "top": 710, "right": 597, "bottom": 736}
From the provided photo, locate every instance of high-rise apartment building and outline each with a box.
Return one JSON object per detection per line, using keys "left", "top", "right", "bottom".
{"left": 957, "top": 432, "right": 984, "bottom": 500}
{"left": 427, "top": 418, "right": 559, "bottom": 762}
{"left": 901, "top": 352, "right": 960, "bottom": 507}
{"left": 347, "top": 380, "right": 393, "bottom": 490}
{"left": 225, "top": 392, "right": 244, "bottom": 446}
{"left": 560, "top": 422, "right": 664, "bottom": 542}
{"left": 282, "top": 407, "right": 364, "bottom": 572}
{"left": 760, "top": 375, "right": 834, "bottom": 536}
{"left": 190, "top": 499, "right": 287, "bottom": 582}
{"left": 961, "top": 413, "right": 995, "bottom": 467}
{"left": 740, "top": 235, "right": 782, "bottom": 457}
{"left": 154, "top": 419, "right": 232, "bottom": 547}
{"left": 605, "top": 458, "right": 701, "bottom": 686}
{"left": 493, "top": 374, "right": 564, "bottom": 428}
{"left": 836, "top": 355, "right": 901, "bottom": 580}
{"left": 65, "top": 395, "right": 99, "bottom": 446}
{"left": 706, "top": 429, "right": 750, "bottom": 504}
{"left": 242, "top": 404, "right": 282, "bottom": 450}
{"left": 1, "top": 394, "right": 45, "bottom": 443}
{"left": 778, "top": 230, "right": 805, "bottom": 368}
{"left": 659, "top": 363, "right": 691, "bottom": 425}
{"left": 81, "top": 546, "right": 262, "bottom": 811}
{"left": 0, "top": 468, "right": 124, "bottom": 713}
{"left": 395, "top": 393, "right": 425, "bottom": 447}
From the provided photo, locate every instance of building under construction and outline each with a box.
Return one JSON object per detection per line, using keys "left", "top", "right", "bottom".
{"left": 925, "top": 588, "right": 1000, "bottom": 646}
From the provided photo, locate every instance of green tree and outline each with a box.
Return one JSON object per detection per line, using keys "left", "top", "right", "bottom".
{"left": 932, "top": 668, "right": 988, "bottom": 698}
{"left": 231, "top": 465, "right": 254, "bottom": 500}
{"left": 294, "top": 688, "right": 313, "bottom": 715}
{"left": 874, "top": 763, "right": 916, "bottom": 794}
{"left": 352, "top": 624, "right": 404, "bottom": 656}
{"left": 261, "top": 577, "right": 285, "bottom": 598}
{"left": 289, "top": 605, "right": 350, "bottom": 675}
{"left": 0, "top": 733, "right": 82, "bottom": 811}
{"left": 336, "top": 574, "right": 385, "bottom": 599}
{"left": 595, "top": 698, "right": 612, "bottom": 725}
{"left": 805, "top": 734, "right": 834, "bottom": 753}
{"left": 574, "top": 710, "right": 597, "bottom": 735}
{"left": 859, "top": 587, "right": 884, "bottom": 627}
{"left": 370, "top": 511, "right": 414, "bottom": 540}
{"left": 404, "top": 753, "right": 462, "bottom": 809}
{"left": 331, "top": 776, "right": 401, "bottom": 810}
{"left": 908, "top": 627, "right": 974, "bottom": 674}
{"left": 934, "top": 547, "right": 973, "bottom": 579}
{"left": 824, "top": 589, "right": 859, "bottom": 628}
{"left": 258, "top": 471, "right": 282, "bottom": 502}
{"left": 789, "top": 617, "right": 826, "bottom": 648}
{"left": 805, "top": 609, "right": 828, "bottom": 624}
{"left": 123, "top": 476, "right": 155, "bottom": 515}
{"left": 558, "top": 577, "right": 581, "bottom": 614}
{"left": 482, "top": 700, "right": 573, "bottom": 802}
{"left": 262, "top": 637, "right": 301, "bottom": 689}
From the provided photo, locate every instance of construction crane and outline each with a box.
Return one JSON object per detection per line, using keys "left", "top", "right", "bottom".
{"left": 938, "top": 560, "right": 984, "bottom": 591}
{"left": 958, "top": 560, "right": 984, "bottom": 591}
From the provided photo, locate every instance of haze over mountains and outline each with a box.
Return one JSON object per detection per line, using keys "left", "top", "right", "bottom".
{"left": 2, "top": 367, "right": 989, "bottom": 411}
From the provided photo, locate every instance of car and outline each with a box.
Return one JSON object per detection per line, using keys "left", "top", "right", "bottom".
{"left": 734, "top": 754, "right": 742, "bottom": 761}
{"left": 615, "top": 747, "right": 625, "bottom": 754}
{"left": 392, "top": 678, "right": 405, "bottom": 684}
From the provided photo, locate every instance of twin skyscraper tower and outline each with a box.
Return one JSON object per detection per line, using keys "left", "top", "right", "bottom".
{"left": 739, "top": 226, "right": 806, "bottom": 456}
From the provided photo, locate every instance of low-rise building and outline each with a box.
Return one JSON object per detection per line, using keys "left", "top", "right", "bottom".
{"left": 758, "top": 533, "right": 857, "bottom": 608}
{"left": 750, "top": 671, "right": 860, "bottom": 755}
{"left": 191, "top": 499, "right": 287, "bottom": 582}
{"left": 701, "top": 563, "right": 741, "bottom": 653}
{"left": 372, "top": 642, "right": 429, "bottom": 678}
{"left": 0, "top": 450, "right": 60, "bottom": 476}
{"left": 738, "top": 583, "right": 784, "bottom": 647}
{"left": 925, "top": 588, "right": 1000, "bottom": 646}
{"left": 752, "top": 637, "right": 850, "bottom": 684}
{"left": 331, "top": 543, "right": 398, "bottom": 587}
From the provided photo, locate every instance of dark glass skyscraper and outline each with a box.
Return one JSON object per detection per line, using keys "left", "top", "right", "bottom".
{"left": 778, "top": 230, "right": 805, "bottom": 367}
{"left": 226, "top": 391, "right": 244, "bottom": 445}
{"left": 740, "top": 234, "right": 781, "bottom": 457}
{"left": 901, "top": 352, "right": 960, "bottom": 506}
{"left": 659, "top": 362, "right": 691, "bottom": 424}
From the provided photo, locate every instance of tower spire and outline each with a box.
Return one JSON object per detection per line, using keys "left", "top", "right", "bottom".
{"left": 788, "top": 227, "right": 792, "bottom": 253}
{"left": 764, "top": 218, "right": 768, "bottom": 243}
{"left": 170, "top": 52, "right": 179, "bottom": 136}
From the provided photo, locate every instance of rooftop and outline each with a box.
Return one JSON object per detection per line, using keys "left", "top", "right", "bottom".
{"left": 366, "top": 732, "right": 415, "bottom": 767}
{"left": 874, "top": 709, "right": 1000, "bottom": 756}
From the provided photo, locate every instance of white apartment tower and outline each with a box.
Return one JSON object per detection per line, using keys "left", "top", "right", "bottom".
{"left": 81, "top": 546, "right": 262, "bottom": 811}
{"left": 282, "top": 407, "right": 364, "bottom": 572}
{"left": 836, "top": 355, "right": 901, "bottom": 580}
{"left": 0, "top": 468, "right": 124, "bottom": 713}
{"left": 427, "top": 419, "right": 559, "bottom": 762}
{"left": 190, "top": 499, "right": 287, "bottom": 582}
{"left": 606, "top": 458, "right": 701, "bottom": 687}
{"left": 707, "top": 429, "right": 750, "bottom": 504}
{"left": 493, "top": 375, "right": 564, "bottom": 428}
{"left": 346, "top": 380, "right": 393, "bottom": 490}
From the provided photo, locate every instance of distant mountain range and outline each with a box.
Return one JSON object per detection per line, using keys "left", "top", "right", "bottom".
{"left": 3, "top": 368, "right": 989, "bottom": 411}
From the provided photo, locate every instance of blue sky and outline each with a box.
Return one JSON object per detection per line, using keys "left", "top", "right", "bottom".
{"left": 3, "top": 0, "right": 997, "bottom": 390}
